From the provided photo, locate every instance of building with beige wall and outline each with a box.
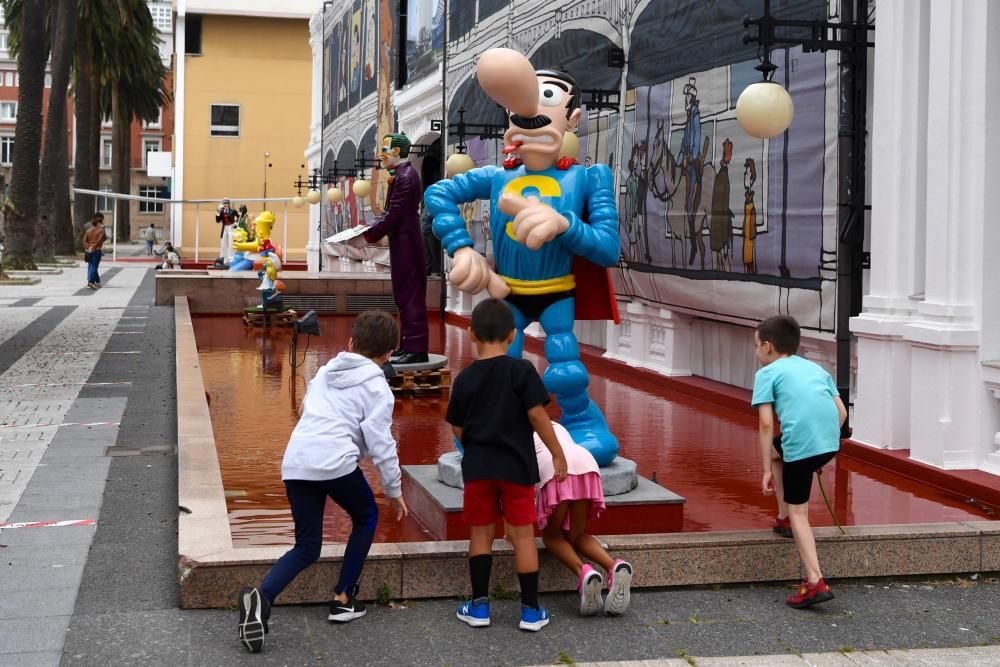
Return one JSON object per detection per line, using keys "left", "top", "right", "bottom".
{"left": 173, "top": 0, "right": 315, "bottom": 261}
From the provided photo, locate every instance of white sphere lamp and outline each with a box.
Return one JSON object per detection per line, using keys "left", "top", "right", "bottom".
{"left": 446, "top": 153, "right": 476, "bottom": 177}
{"left": 327, "top": 187, "right": 344, "bottom": 203}
{"left": 736, "top": 79, "right": 794, "bottom": 139}
{"left": 306, "top": 190, "right": 321, "bottom": 205}
{"left": 353, "top": 179, "right": 371, "bottom": 198}
{"left": 291, "top": 195, "right": 305, "bottom": 208}
{"left": 558, "top": 131, "right": 580, "bottom": 159}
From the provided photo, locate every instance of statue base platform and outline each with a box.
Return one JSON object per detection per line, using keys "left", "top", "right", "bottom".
{"left": 242, "top": 307, "right": 297, "bottom": 327}
{"left": 402, "top": 454, "right": 685, "bottom": 541}
{"left": 388, "top": 354, "right": 451, "bottom": 397}
{"left": 435, "top": 451, "right": 639, "bottom": 496}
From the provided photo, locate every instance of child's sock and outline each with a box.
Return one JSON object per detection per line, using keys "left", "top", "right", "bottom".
{"left": 518, "top": 571, "right": 539, "bottom": 609}
{"left": 469, "top": 554, "right": 493, "bottom": 601}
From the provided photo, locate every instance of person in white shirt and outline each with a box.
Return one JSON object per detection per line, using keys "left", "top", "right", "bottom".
{"left": 236, "top": 311, "right": 409, "bottom": 654}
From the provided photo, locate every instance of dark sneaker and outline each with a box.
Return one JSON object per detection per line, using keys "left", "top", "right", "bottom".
{"left": 786, "top": 578, "right": 835, "bottom": 609}
{"left": 578, "top": 564, "right": 603, "bottom": 616}
{"left": 456, "top": 597, "right": 491, "bottom": 627}
{"left": 519, "top": 604, "right": 550, "bottom": 631}
{"left": 604, "top": 559, "right": 633, "bottom": 616}
{"left": 237, "top": 587, "right": 269, "bottom": 653}
{"left": 328, "top": 586, "right": 367, "bottom": 623}
{"left": 772, "top": 516, "right": 793, "bottom": 538}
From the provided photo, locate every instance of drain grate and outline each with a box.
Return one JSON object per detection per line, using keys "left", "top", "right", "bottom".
{"left": 346, "top": 294, "right": 398, "bottom": 313}
{"left": 280, "top": 294, "right": 339, "bottom": 313}
{"left": 106, "top": 445, "right": 177, "bottom": 456}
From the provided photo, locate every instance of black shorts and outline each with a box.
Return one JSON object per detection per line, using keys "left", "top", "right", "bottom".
{"left": 505, "top": 290, "right": 574, "bottom": 323}
{"left": 772, "top": 435, "right": 836, "bottom": 505}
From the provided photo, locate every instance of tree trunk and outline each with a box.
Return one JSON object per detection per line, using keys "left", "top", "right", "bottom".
{"left": 71, "top": 18, "right": 97, "bottom": 250}
{"left": 111, "top": 81, "right": 131, "bottom": 243}
{"left": 37, "top": 0, "right": 78, "bottom": 258}
{"left": 3, "top": 1, "right": 47, "bottom": 270}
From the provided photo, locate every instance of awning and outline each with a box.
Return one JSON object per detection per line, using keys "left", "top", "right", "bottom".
{"left": 627, "top": 0, "right": 827, "bottom": 89}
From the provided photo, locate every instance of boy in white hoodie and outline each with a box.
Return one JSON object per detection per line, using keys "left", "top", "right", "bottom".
{"left": 238, "top": 310, "right": 409, "bottom": 653}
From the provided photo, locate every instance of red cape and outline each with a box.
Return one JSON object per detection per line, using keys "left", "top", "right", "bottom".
{"left": 572, "top": 257, "right": 620, "bottom": 324}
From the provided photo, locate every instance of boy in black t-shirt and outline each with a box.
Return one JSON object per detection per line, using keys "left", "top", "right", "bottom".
{"left": 447, "top": 298, "right": 568, "bottom": 632}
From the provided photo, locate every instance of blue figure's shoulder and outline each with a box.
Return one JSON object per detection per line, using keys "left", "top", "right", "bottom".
{"left": 585, "top": 163, "right": 614, "bottom": 189}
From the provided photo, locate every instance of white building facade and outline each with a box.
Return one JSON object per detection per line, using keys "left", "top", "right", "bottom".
{"left": 305, "top": 0, "right": 1000, "bottom": 476}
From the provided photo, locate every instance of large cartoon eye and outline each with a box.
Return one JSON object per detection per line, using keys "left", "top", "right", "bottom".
{"left": 539, "top": 83, "right": 564, "bottom": 107}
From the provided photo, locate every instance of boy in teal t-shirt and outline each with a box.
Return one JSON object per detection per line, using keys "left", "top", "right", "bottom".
{"left": 751, "top": 315, "right": 847, "bottom": 609}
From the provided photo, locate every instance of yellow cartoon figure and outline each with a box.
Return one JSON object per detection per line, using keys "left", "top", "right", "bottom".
{"left": 230, "top": 211, "right": 281, "bottom": 272}
{"left": 255, "top": 254, "right": 285, "bottom": 310}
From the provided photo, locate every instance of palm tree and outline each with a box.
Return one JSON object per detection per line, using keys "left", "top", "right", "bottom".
{"left": 1, "top": 0, "right": 48, "bottom": 270}
{"left": 106, "top": 1, "right": 168, "bottom": 243}
{"left": 7, "top": 1, "right": 167, "bottom": 251}
{"left": 37, "top": 0, "right": 78, "bottom": 257}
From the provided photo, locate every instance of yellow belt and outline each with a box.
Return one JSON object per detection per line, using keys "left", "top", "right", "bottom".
{"left": 501, "top": 274, "right": 575, "bottom": 296}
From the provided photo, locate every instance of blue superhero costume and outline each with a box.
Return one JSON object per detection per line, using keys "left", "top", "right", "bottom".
{"left": 426, "top": 162, "right": 621, "bottom": 465}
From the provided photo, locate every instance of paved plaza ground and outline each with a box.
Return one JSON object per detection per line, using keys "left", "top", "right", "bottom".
{"left": 1, "top": 248, "right": 1000, "bottom": 665}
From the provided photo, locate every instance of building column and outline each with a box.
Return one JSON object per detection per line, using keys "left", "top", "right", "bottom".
{"left": 171, "top": 3, "right": 187, "bottom": 248}
{"left": 306, "top": 12, "right": 323, "bottom": 272}
{"left": 902, "top": 0, "right": 989, "bottom": 468}
{"left": 604, "top": 302, "right": 693, "bottom": 376}
{"left": 849, "top": 0, "right": 929, "bottom": 450}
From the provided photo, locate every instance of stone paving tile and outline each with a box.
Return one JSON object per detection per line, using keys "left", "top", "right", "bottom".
{"left": 0, "top": 615, "right": 73, "bottom": 654}
{"left": 0, "top": 308, "right": 45, "bottom": 347}
{"left": 0, "top": 299, "right": 129, "bottom": 523}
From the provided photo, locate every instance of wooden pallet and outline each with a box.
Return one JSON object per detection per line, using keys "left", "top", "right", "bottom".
{"left": 242, "top": 308, "right": 297, "bottom": 327}
{"left": 389, "top": 367, "right": 452, "bottom": 397}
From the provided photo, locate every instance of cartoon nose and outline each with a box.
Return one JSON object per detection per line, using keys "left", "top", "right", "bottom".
{"left": 477, "top": 48, "right": 539, "bottom": 118}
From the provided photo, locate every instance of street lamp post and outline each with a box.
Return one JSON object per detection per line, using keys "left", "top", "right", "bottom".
{"left": 263, "top": 151, "right": 272, "bottom": 199}
{"left": 737, "top": 0, "right": 873, "bottom": 435}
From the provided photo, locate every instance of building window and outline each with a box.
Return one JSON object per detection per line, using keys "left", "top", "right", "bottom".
{"left": 142, "top": 138, "right": 161, "bottom": 167}
{"left": 143, "top": 108, "right": 163, "bottom": 130}
{"left": 101, "top": 137, "right": 112, "bottom": 169}
{"left": 150, "top": 4, "right": 172, "bottom": 32}
{"left": 139, "top": 185, "right": 164, "bottom": 214}
{"left": 0, "top": 32, "right": 8, "bottom": 53}
{"left": 1, "top": 136, "right": 13, "bottom": 165}
{"left": 44, "top": 73, "right": 51, "bottom": 87}
{"left": 210, "top": 104, "right": 239, "bottom": 137}
{"left": 98, "top": 185, "right": 113, "bottom": 212}
{"left": 185, "top": 14, "right": 202, "bottom": 55}
{"left": 3, "top": 72, "right": 11, "bottom": 87}
{"left": 0, "top": 102, "right": 16, "bottom": 122}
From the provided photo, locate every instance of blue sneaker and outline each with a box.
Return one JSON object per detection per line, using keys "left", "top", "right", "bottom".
{"left": 519, "top": 604, "right": 550, "bottom": 631}
{"left": 456, "top": 598, "right": 491, "bottom": 627}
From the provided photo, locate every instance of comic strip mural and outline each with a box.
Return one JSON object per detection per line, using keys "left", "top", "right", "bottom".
{"left": 439, "top": 0, "right": 835, "bottom": 332}
{"left": 321, "top": 0, "right": 400, "bottom": 237}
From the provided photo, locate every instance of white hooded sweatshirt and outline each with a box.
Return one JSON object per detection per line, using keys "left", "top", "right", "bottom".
{"left": 281, "top": 352, "right": 402, "bottom": 497}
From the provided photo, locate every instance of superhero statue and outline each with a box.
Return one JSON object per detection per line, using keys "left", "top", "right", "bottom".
{"left": 425, "top": 49, "right": 621, "bottom": 465}
{"left": 363, "top": 133, "right": 429, "bottom": 365}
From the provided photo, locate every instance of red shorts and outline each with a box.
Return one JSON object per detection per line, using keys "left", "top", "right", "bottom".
{"left": 462, "top": 480, "right": 536, "bottom": 527}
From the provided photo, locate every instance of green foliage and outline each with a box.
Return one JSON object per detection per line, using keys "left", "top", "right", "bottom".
{"left": 554, "top": 651, "right": 575, "bottom": 665}
{"left": 3, "top": 0, "right": 170, "bottom": 123}
{"left": 375, "top": 582, "right": 392, "bottom": 606}
{"left": 490, "top": 583, "right": 521, "bottom": 601}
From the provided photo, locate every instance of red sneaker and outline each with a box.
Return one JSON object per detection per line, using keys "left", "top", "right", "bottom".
{"left": 786, "top": 578, "right": 835, "bottom": 609}
{"left": 771, "top": 516, "right": 793, "bottom": 538}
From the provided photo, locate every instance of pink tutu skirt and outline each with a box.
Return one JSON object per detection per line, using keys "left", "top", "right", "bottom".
{"left": 536, "top": 472, "right": 606, "bottom": 531}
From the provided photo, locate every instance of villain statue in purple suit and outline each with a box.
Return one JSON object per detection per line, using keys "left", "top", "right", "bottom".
{"left": 363, "top": 133, "right": 429, "bottom": 364}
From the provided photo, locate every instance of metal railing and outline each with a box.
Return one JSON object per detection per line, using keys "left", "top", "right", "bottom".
{"left": 72, "top": 188, "right": 300, "bottom": 263}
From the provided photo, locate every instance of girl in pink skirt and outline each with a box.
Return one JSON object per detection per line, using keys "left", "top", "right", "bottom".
{"left": 534, "top": 422, "right": 634, "bottom": 616}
